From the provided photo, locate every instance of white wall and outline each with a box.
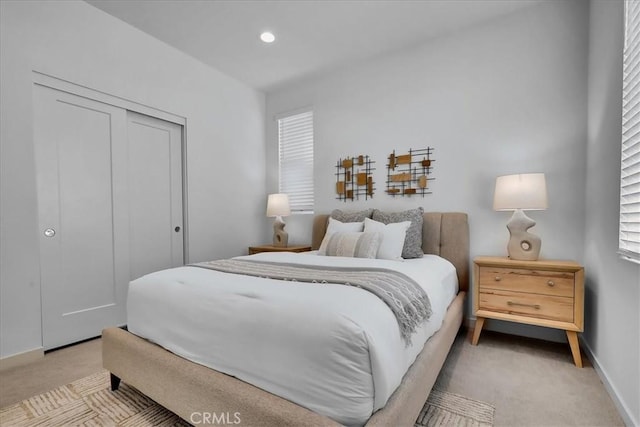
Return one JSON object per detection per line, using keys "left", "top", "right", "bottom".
{"left": 266, "top": 0, "right": 589, "bottom": 341}
{"left": 0, "top": 1, "right": 266, "bottom": 358}
{"left": 585, "top": 1, "right": 640, "bottom": 425}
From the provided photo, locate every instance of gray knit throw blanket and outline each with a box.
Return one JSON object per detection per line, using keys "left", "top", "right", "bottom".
{"left": 191, "top": 259, "right": 432, "bottom": 345}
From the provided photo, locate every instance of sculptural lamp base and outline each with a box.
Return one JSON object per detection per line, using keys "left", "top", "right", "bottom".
{"left": 506, "top": 209, "right": 542, "bottom": 261}
{"left": 272, "top": 216, "right": 288, "bottom": 248}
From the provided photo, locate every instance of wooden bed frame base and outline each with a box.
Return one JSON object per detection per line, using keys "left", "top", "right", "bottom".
{"left": 103, "top": 212, "right": 469, "bottom": 426}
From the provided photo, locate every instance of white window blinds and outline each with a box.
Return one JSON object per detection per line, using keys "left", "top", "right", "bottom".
{"left": 278, "top": 110, "right": 314, "bottom": 213}
{"left": 620, "top": 0, "right": 640, "bottom": 262}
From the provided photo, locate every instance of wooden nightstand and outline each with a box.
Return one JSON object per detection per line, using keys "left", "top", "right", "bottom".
{"left": 471, "top": 256, "right": 585, "bottom": 367}
{"left": 248, "top": 245, "right": 312, "bottom": 255}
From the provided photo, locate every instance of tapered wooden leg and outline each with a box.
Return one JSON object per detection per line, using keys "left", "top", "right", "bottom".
{"left": 471, "top": 317, "right": 485, "bottom": 345}
{"left": 110, "top": 373, "right": 121, "bottom": 391}
{"left": 566, "top": 330, "right": 583, "bottom": 368}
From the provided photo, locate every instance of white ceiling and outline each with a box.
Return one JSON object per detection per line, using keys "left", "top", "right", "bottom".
{"left": 86, "top": 0, "right": 539, "bottom": 93}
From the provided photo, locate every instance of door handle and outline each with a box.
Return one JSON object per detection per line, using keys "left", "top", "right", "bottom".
{"left": 174, "top": 226, "right": 181, "bottom": 232}
{"left": 44, "top": 228, "right": 56, "bottom": 237}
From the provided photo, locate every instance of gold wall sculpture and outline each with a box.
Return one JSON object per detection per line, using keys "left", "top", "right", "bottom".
{"left": 335, "top": 155, "right": 375, "bottom": 201}
{"left": 386, "top": 147, "right": 435, "bottom": 197}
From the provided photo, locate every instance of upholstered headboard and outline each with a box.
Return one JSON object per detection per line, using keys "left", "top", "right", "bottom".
{"left": 311, "top": 212, "right": 469, "bottom": 292}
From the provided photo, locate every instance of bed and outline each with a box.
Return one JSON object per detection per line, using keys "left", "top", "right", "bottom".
{"left": 102, "top": 211, "right": 469, "bottom": 426}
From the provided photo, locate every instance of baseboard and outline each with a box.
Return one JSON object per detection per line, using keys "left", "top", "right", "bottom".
{"left": 0, "top": 347, "right": 44, "bottom": 371}
{"left": 466, "top": 315, "right": 566, "bottom": 342}
{"left": 580, "top": 337, "right": 638, "bottom": 427}
{"left": 464, "top": 316, "right": 474, "bottom": 330}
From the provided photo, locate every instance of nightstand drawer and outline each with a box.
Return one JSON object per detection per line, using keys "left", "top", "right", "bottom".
{"left": 478, "top": 290, "right": 574, "bottom": 323}
{"left": 478, "top": 266, "right": 574, "bottom": 298}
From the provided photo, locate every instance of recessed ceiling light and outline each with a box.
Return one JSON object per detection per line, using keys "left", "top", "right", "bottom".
{"left": 260, "top": 32, "right": 275, "bottom": 43}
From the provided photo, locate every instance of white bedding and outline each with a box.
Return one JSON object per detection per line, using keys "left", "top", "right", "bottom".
{"left": 127, "top": 252, "right": 458, "bottom": 426}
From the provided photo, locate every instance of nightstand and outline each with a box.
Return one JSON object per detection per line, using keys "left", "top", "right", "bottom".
{"left": 471, "top": 256, "right": 585, "bottom": 367}
{"left": 248, "top": 245, "right": 312, "bottom": 255}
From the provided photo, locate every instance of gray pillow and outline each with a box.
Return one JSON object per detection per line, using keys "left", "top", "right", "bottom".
{"left": 330, "top": 208, "right": 373, "bottom": 222}
{"left": 372, "top": 207, "right": 424, "bottom": 259}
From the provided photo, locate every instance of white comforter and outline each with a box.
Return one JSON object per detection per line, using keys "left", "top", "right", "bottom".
{"left": 127, "top": 252, "right": 458, "bottom": 426}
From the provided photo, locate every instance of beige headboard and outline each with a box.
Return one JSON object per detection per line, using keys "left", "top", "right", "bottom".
{"left": 311, "top": 212, "right": 469, "bottom": 292}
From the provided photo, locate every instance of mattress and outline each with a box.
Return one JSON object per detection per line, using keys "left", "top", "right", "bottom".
{"left": 127, "top": 252, "right": 458, "bottom": 426}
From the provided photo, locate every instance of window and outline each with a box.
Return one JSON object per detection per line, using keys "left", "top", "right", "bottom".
{"left": 620, "top": 0, "right": 640, "bottom": 262}
{"left": 278, "top": 110, "right": 314, "bottom": 213}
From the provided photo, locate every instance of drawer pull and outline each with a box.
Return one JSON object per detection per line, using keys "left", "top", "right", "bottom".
{"left": 507, "top": 301, "right": 541, "bottom": 310}
{"left": 494, "top": 276, "right": 501, "bottom": 282}
{"left": 547, "top": 280, "right": 555, "bottom": 287}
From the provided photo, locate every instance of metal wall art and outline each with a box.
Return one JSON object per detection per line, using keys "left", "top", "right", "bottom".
{"left": 335, "top": 155, "right": 376, "bottom": 201}
{"left": 385, "top": 147, "right": 435, "bottom": 197}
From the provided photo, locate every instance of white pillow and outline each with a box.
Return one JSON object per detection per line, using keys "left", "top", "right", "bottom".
{"left": 363, "top": 218, "right": 411, "bottom": 260}
{"left": 326, "top": 217, "right": 364, "bottom": 233}
{"left": 318, "top": 218, "right": 364, "bottom": 255}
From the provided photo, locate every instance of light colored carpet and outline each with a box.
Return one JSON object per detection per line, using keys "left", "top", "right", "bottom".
{"left": 0, "top": 337, "right": 103, "bottom": 409}
{"left": 0, "top": 370, "right": 494, "bottom": 426}
{"left": 441, "top": 330, "right": 624, "bottom": 426}
{"left": 0, "top": 331, "right": 625, "bottom": 426}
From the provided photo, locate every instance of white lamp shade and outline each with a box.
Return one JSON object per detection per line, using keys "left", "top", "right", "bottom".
{"left": 493, "top": 173, "right": 548, "bottom": 211}
{"left": 266, "top": 193, "right": 291, "bottom": 217}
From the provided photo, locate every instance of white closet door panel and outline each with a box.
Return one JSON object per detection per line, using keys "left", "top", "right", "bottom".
{"left": 127, "top": 111, "right": 183, "bottom": 281}
{"left": 57, "top": 102, "right": 116, "bottom": 308}
{"left": 34, "top": 85, "right": 129, "bottom": 349}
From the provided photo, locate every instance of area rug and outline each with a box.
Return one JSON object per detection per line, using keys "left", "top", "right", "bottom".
{"left": 0, "top": 371, "right": 494, "bottom": 426}
{"left": 415, "top": 388, "right": 494, "bottom": 427}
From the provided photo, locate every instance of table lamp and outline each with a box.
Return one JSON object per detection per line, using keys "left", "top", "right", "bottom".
{"left": 493, "top": 173, "right": 548, "bottom": 261}
{"left": 267, "top": 193, "right": 291, "bottom": 247}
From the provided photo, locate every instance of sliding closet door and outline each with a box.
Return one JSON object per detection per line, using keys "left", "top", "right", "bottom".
{"left": 126, "top": 111, "right": 184, "bottom": 280}
{"left": 34, "top": 87, "right": 185, "bottom": 350}
{"left": 34, "top": 85, "right": 130, "bottom": 350}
